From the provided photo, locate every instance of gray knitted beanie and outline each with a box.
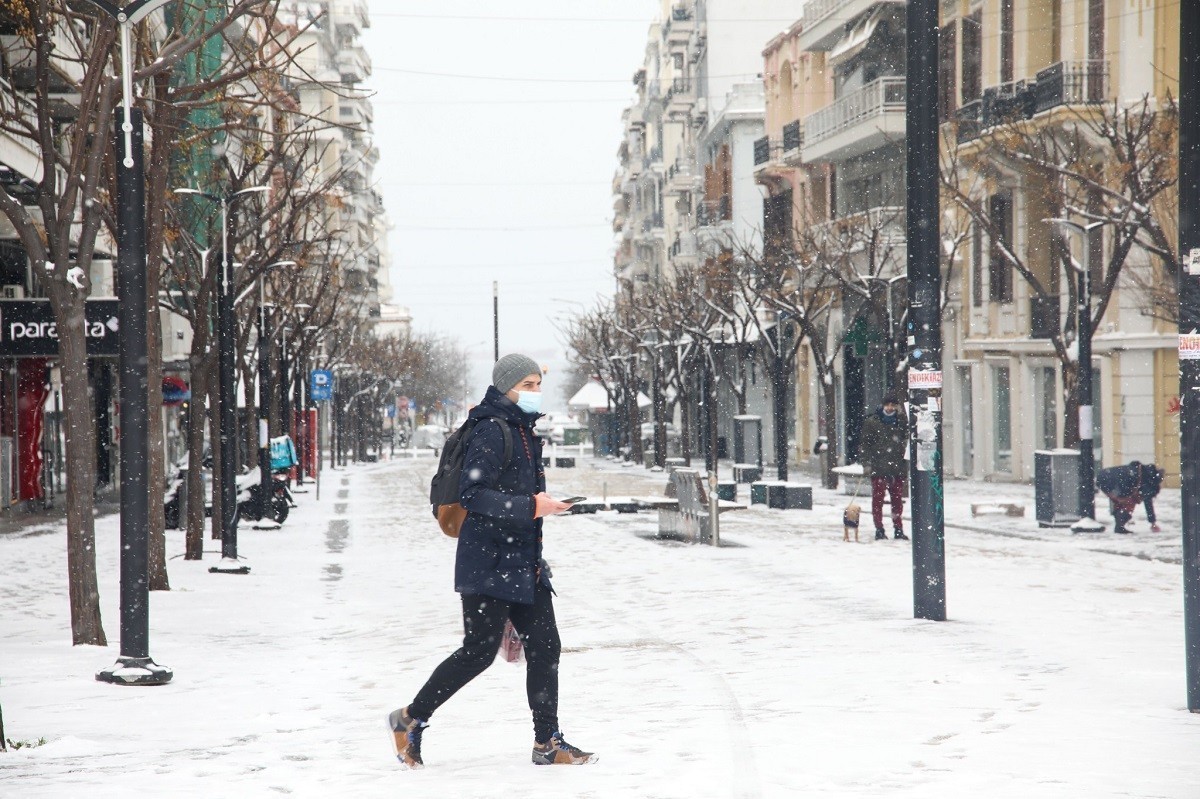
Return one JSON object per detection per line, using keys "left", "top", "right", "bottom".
{"left": 492, "top": 353, "right": 541, "bottom": 394}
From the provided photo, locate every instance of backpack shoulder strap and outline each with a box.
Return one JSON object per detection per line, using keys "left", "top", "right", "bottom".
{"left": 489, "top": 418, "right": 513, "bottom": 468}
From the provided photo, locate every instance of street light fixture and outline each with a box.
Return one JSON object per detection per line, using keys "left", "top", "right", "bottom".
{"left": 173, "top": 185, "right": 270, "bottom": 573}
{"left": 1045, "top": 217, "right": 1106, "bottom": 534}
{"left": 90, "top": 0, "right": 176, "bottom": 688}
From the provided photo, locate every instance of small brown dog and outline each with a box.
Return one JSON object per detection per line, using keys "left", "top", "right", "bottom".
{"left": 843, "top": 503, "right": 861, "bottom": 542}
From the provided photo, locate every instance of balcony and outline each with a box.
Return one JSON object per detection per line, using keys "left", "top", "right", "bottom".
{"left": 809, "top": 206, "right": 906, "bottom": 251}
{"left": 697, "top": 196, "right": 732, "bottom": 227}
{"left": 669, "top": 232, "right": 699, "bottom": 260}
{"left": 957, "top": 61, "right": 1109, "bottom": 145}
{"left": 1030, "top": 294, "right": 1061, "bottom": 339}
{"left": 665, "top": 77, "right": 694, "bottom": 111}
{"left": 802, "top": 77, "right": 906, "bottom": 163}
{"left": 664, "top": 4, "right": 695, "bottom": 44}
{"left": 336, "top": 45, "right": 372, "bottom": 83}
{"left": 954, "top": 100, "right": 981, "bottom": 144}
{"left": 1034, "top": 60, "right": 1109, "bottom": 113}
{"left": 333, "top": 0, "right": 370, "bottom": 34}
{"left": 642, "top": 145, "right": 664, "bottom": 172}
{"left": 798, "top": 0, "right": 906, "bottom": 53}
{"left": 639, "top": 211, "right": 665, "bottom": 234}
{"left": 665, "top": 157, "right": 699, "bottom": 194}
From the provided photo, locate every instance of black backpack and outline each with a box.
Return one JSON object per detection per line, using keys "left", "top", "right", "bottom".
{"left": 429, "top": 417, "right": 512, "bottom": 537}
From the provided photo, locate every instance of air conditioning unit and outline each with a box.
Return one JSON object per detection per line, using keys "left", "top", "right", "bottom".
{"left": 1, "top": 285, "right": 24, "bottom": 299}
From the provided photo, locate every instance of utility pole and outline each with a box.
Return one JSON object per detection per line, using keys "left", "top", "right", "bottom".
{"left": 493, "top": 280, "right": 500, "bottom": 361}
{"left": 905, "top": 0, "right": 946, "bottom": 621}
{"left": 1177, "top": 0, "right": 1200, "bottom": 712}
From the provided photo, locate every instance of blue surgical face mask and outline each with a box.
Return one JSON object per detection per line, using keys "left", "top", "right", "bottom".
{"left": 516, "top": 391, "right": 542, "bottom": 414}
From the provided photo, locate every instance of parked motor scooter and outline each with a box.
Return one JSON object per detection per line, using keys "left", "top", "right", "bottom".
{"left": 235, "top": 469, "right": 291, "bottom": 525}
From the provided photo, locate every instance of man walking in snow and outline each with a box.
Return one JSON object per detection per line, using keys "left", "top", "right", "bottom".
{"left": 388, "top": 354, "right": 596, "bottom": 769}
{"left": 859, "top": 392, "right": 909, "bottom": 541}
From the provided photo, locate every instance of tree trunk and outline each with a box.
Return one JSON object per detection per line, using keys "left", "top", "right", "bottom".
{"left": 772, "top": 352, "right": 789, "bottom": 481}
{"left": 208, "top": 372, "right": 223, "bottom": 541}
{"left": 146, "top": 298, "right": 169, "bottom": 590}
{"left": 243, "top": 364, "right": 257, "bottom": 470}
{"left": 53, "top": 292, "right": 106, "bottom": 646}
{"left": 626, "top": 378, "right": 644, "bottom": 463}
{"left": 678, "top": 367, "right": 693, "bottom": 466}
{"left": 821, "top": 375, "right": 840, "bottom": 491}
{"left": 184, "top": 349, "right": 210, "bottom": 559}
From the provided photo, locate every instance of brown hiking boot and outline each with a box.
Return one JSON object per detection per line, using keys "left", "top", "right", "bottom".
{"left": 531, "top": 731, "right": 597, "bottom": 765}
{"left": 387, "top": 706, "right": 428, "bottom": 769}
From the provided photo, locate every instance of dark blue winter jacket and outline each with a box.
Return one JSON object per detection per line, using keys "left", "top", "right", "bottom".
{"left": 454, "top": 386, "right": 549, "bottom": 604}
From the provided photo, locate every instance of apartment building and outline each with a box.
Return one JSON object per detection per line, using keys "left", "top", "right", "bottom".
{"left": 612, "top": 0, "right": 800, "bottom": 463}
{"left": 750, "top": 0, "right": 1182, "bottom": 484}
{"left": 941, "top": 0, "right": 1180, "bottom": 484}
{"left": 283, "top": 0, "right": 388, "bottom": 329}
{"left": 754, "top": 0, "right": 909, "bottom": 466}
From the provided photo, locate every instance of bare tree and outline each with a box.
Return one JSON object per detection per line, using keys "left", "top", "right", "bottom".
{"left": 941, "top": 95, "right": 1177, "bottom": 444}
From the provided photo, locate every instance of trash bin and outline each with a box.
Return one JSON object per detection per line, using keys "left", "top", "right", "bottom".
{"left": 1034, "top": 449, "right": 1083, "bottom": 528}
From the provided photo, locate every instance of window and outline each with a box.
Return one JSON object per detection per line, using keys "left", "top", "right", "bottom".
{"left": 938, "top": 22, "right": 957, "bottom": 121}
{"left": 1032, "top": 366, "right": 1057, "bottom": 451}
{"left": 961, "top": 11, "right": 982, "bottom": 101}
{"left": 957, "top": 365, "right": 974, "bottom": 475}
{"left": 988, "top": 193, "right": 1014, "bottom": 304}
{"left": 1088, "top": 0, "right": 1104, "bottom": 61}
{"left": 992, "top": 365, "right": 1012, "bottom": 473}
{"left": 1000, "top": 0, "right": 1014, "bottom": 83}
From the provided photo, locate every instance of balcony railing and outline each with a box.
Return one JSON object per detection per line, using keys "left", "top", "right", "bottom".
{"left": 640, "top": 211, "right": 665, "bottom": 232}
{"left": 1030, "top": 294, "right": 1061, "bottom": 339}
{"left": 810, "top": 206, "right": 906, "bottom": 248}
{"left": 1034, "top": 60, "right": 1109, "bottom": 113}
{"left": 800, "top": 0, "right": 853, "bottom": 30}
{"left": 697, "top": 196, "right": 732, "bottom": 226}
{"left": 957, "top": 61, "right": 1109, "bottom": 143}
{"left": 782, "top": 119, "right": 803, "bottom": 152}
{"left": 955, "top": 100, "right": 981, "bottom": 143}
{"left": 804, "top": 77, "right": 906, "bottom": 147}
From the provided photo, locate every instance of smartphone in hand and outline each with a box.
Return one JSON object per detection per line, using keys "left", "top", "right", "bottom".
{"left": 559, "top": 496, "right": 587, "bottom": 504}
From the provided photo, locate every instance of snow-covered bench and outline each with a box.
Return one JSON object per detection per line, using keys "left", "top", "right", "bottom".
{"left": 641, "top": 468, "right": 745, "bottom": 541}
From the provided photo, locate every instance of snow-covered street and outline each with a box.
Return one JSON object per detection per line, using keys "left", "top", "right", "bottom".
{"left": 2, "top": 455, "right": 1197, "bottom": 798}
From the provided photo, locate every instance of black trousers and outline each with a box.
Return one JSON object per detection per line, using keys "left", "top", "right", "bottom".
{"left": 410, "top": 584, "right": 561, "bottom": 742}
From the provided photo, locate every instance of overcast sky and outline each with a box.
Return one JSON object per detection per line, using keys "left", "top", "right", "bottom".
{"left": 361, "top": 1, "right": 658, "bottom": 409}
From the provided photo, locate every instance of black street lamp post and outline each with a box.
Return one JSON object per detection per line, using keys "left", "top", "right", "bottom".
{"left": 906, "top": 0, "right": 947, "bottom": 621}
{"left": 251, "top": 261, "right": 296, "bottom": 524}
{"left": 92, "top": 0, "right": 175, "bottom": 687}
{"left": 1046, "top": 218, "right": 1106, "bottom": 534}
{"left": 174, "top": 185, "right": 270, "bottom": 573}
{"left": 1177, "top": 0, "right": 1200, "bottom": 712}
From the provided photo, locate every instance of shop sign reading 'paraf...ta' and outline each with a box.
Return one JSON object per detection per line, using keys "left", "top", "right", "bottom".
{"left": 0, "top": 299, "right": 120, "bottom": 358}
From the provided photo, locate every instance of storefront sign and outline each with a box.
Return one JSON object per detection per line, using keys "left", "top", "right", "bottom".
{"left": 1181, "top": 334, "right": 1200, "bottom": 361}
{"left": 0, "top": 299, "right": 120, "bottom": 357}
{"left": 909, "top": 370, "right": 943, "bottom": 390}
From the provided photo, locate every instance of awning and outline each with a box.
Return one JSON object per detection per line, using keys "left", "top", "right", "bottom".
{"left": 828, "top": 9, "right": 886, "bottom": 67}
{"left": 568, "top": 380, "right": 650, "bottom": 411}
